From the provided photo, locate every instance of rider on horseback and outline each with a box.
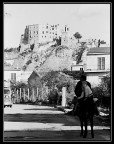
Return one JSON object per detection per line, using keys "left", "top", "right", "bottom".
{"left": 74, "top": 74, "right": 99, "bottom": 138}
{"left": 78, "top": 81, "right": 94, "bottom": 108}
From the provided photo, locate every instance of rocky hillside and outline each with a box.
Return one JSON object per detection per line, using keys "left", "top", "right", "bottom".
{"left": 21, "top": 44, "right": 76, "bottom": 77}
{"left": 4, "top": 41, "right": 85, "bottom": 76}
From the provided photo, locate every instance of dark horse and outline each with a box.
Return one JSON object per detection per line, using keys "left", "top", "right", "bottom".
{"left": 76, "top": 96, "right": 95, "bottom": 138}
{"left": 74, "top": 74, "right": 95, "bottom": 138}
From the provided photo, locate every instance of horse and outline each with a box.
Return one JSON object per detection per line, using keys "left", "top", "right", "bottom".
{"left": 74, "top": 96, "right": 95, "bottom": 138}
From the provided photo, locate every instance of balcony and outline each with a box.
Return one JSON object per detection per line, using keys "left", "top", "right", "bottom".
{"left": 84, "top": 64, "right": 110, "bottom": 73}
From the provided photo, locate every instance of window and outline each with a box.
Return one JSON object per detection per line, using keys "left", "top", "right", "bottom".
{"left": 46, "top": 26, "right": 48, "bottom": 29}
{"left": 80, "top": 68, "right": 83, "bottom": 71}
{"left": 97, "top": 57, "right": 105, "bottom": 70}
{"left": 42, "top": 31, "right": 44, "bottom": 34}
{"left": 11, "top": 73, "right": 16, "bottom": 82}
{"left": 4, "top": 89, "right": 10, "bottom": 94}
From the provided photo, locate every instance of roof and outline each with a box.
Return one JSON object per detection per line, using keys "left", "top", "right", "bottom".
{"left": 84, "top": 69, "right": 110, "bottom": 73}
{"left": 4, "top": 67, "right": 21, "bottom": 71}
{"left": 4, "top": 57, "right": 18, "bottom": 60}
{"left": 87, "top": 47, "right": 110, "bottom": 55}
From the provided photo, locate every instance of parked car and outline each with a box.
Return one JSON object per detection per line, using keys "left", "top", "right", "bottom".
{"left": 4, "top": 87, "right": 12, "bottom": 108}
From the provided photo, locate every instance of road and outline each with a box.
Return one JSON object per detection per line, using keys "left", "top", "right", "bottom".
{"left": 4, "top": 104, "right": 111, "bottom": 141}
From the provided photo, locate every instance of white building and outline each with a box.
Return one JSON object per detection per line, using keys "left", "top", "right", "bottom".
{"left": 4, "top": 68, "right": 32, "bottom": 84}
{"left": 71, "top": 47, "right": 110, "bottom": 87}
{"left": 84, "top": 47, "right": 110, "bottom": 87}
{"left": 4, "top": 69, "right": 22, "bottom": 82}
{"left": 21, "top": 24, "right": 62, "bottom": 46}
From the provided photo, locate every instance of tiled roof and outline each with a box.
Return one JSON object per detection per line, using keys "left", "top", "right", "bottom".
{"left": 87, "top": 47, "right": 110, "bottom": 55}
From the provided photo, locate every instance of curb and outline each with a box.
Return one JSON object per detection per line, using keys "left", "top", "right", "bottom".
{"left": 55, "top": 105, "right": 72, "bottom": 113}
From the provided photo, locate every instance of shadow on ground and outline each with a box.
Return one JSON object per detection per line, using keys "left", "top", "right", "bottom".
{"left": 4, "top": 112, "right": 110, "bottom": 127}
{"left": 4, "top": 113, "right": 79, "bottom": 126}
{"left": 23, "top": 108, "right": 59, "bottom": 111}
{"left": 4, "top": 129, "right": 111, "bottom": 141}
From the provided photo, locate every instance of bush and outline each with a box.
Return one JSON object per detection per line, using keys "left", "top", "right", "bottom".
{"left": 41, "top": 71, "right": 77, "bottom": 106}
{"left": 48, "top": 89, "right": 59, "bottom": 105}
{"left": 26, "top": 60, "right": 32, "bottom": 65}
{"left": 92, "top": 73, "right": 110, "bottom": 108}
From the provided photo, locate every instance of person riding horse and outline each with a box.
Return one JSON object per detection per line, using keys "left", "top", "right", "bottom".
{"left": 74, "top": 74, "right": 95, "bottom": 138}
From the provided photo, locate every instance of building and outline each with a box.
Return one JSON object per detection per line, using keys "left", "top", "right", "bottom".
{"left": 4, "top": 55, "right": 22, "bottom": 82}
{"left": 84, "top": 47, "right": 110, "bottom": 86}
{"left": 71, "top": 47, "right": 110, "bottom": 86}
{"left": 28, "top": 71, "right": 41, "bottom": 87}
{"left": 4, "top": 55, "right": 32, "bottom": 83}
{"left": 4, "top": 67, "right": 32, "bottom": 84}
{"left": 71, "top": 64, "right": 84, "bottom": 71}
{"left": 4, "top": 68, "right": 22, "bottom": 83}
{"left": 61, "top": 25, "right": 69, "bottom": 46}
{"left": 20, "top": 24, "right": 62, "bottom": 46}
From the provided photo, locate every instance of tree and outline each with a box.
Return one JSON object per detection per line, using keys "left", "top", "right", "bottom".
{"left": 53, "top": 37, "right": 61, "bottom": 46}
{"left": 17, "top": 45, "right": 21, "bottom": 52}
{"left": 73, "top": 32, "right": 82, "bottom": 43}
{"left": 30, "top": 44, "right": 34, "bottom": 51}
{"left": 92, "top": 73, "right": 110, "bottom": 108}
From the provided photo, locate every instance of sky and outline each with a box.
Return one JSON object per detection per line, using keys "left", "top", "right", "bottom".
{"left": 4, "top": 3, "right": 110, "bottom": 48}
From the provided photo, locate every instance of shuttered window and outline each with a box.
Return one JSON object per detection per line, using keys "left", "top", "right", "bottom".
{"left": 11, "top": 73, "right": 16, "bottom": 82}
{"left": 102, "top": 57, "right": 105, "bottom": 70}
{"left": 97, "top": 57, "right": 105, "bottom": 70}
{"left": 97, "top": 57, "right": 101, "bottom": 70}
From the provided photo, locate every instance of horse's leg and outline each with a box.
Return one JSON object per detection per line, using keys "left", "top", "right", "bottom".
{"left": 83, "top": 115, "right": 87, "bottom": 138}
{"left": 79, "top": 116, "right": 83, "bottom": 136}
{"left": 90, "top": 115, "right": 94, "bottom": 138}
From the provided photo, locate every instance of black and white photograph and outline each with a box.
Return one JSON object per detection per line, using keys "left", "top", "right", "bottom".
{"left": 3, "top": 2, "right": 111, "bottom": 142}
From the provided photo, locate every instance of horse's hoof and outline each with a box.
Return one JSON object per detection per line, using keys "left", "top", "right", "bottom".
{"left": 91, "top": 133, "right": 94, "bottom": 138}
{"left": 83, "top": 133, "right": 87, "bottom": 138}
{"left": 80, "top": 132, "right": 83, "bottom": 137}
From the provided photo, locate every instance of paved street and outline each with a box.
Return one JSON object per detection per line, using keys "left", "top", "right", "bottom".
{"left": 4, "top": 104, "right": 111, "bottom": 141}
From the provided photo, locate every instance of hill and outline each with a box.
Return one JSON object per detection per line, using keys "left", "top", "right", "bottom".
{"left": 4, "top": 41, "right": 85, "bottom": 77}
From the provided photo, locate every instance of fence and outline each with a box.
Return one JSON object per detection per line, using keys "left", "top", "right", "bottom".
{"left": 13, "top": 88, "right": 41, "bottom": 103}
{"left": 13, "top": 87, "right": 67, "bottom": 106}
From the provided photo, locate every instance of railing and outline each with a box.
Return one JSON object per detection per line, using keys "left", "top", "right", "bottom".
{"left": 12, "top": 87, "right": 41, "bottom": 103}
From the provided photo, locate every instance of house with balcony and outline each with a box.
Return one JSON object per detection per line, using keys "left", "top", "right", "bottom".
{"left": 71, "top": 47, "right": 110, "bottom": 86}
{"left": 84, "top": 47, "right": 110, "bottom": 87}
